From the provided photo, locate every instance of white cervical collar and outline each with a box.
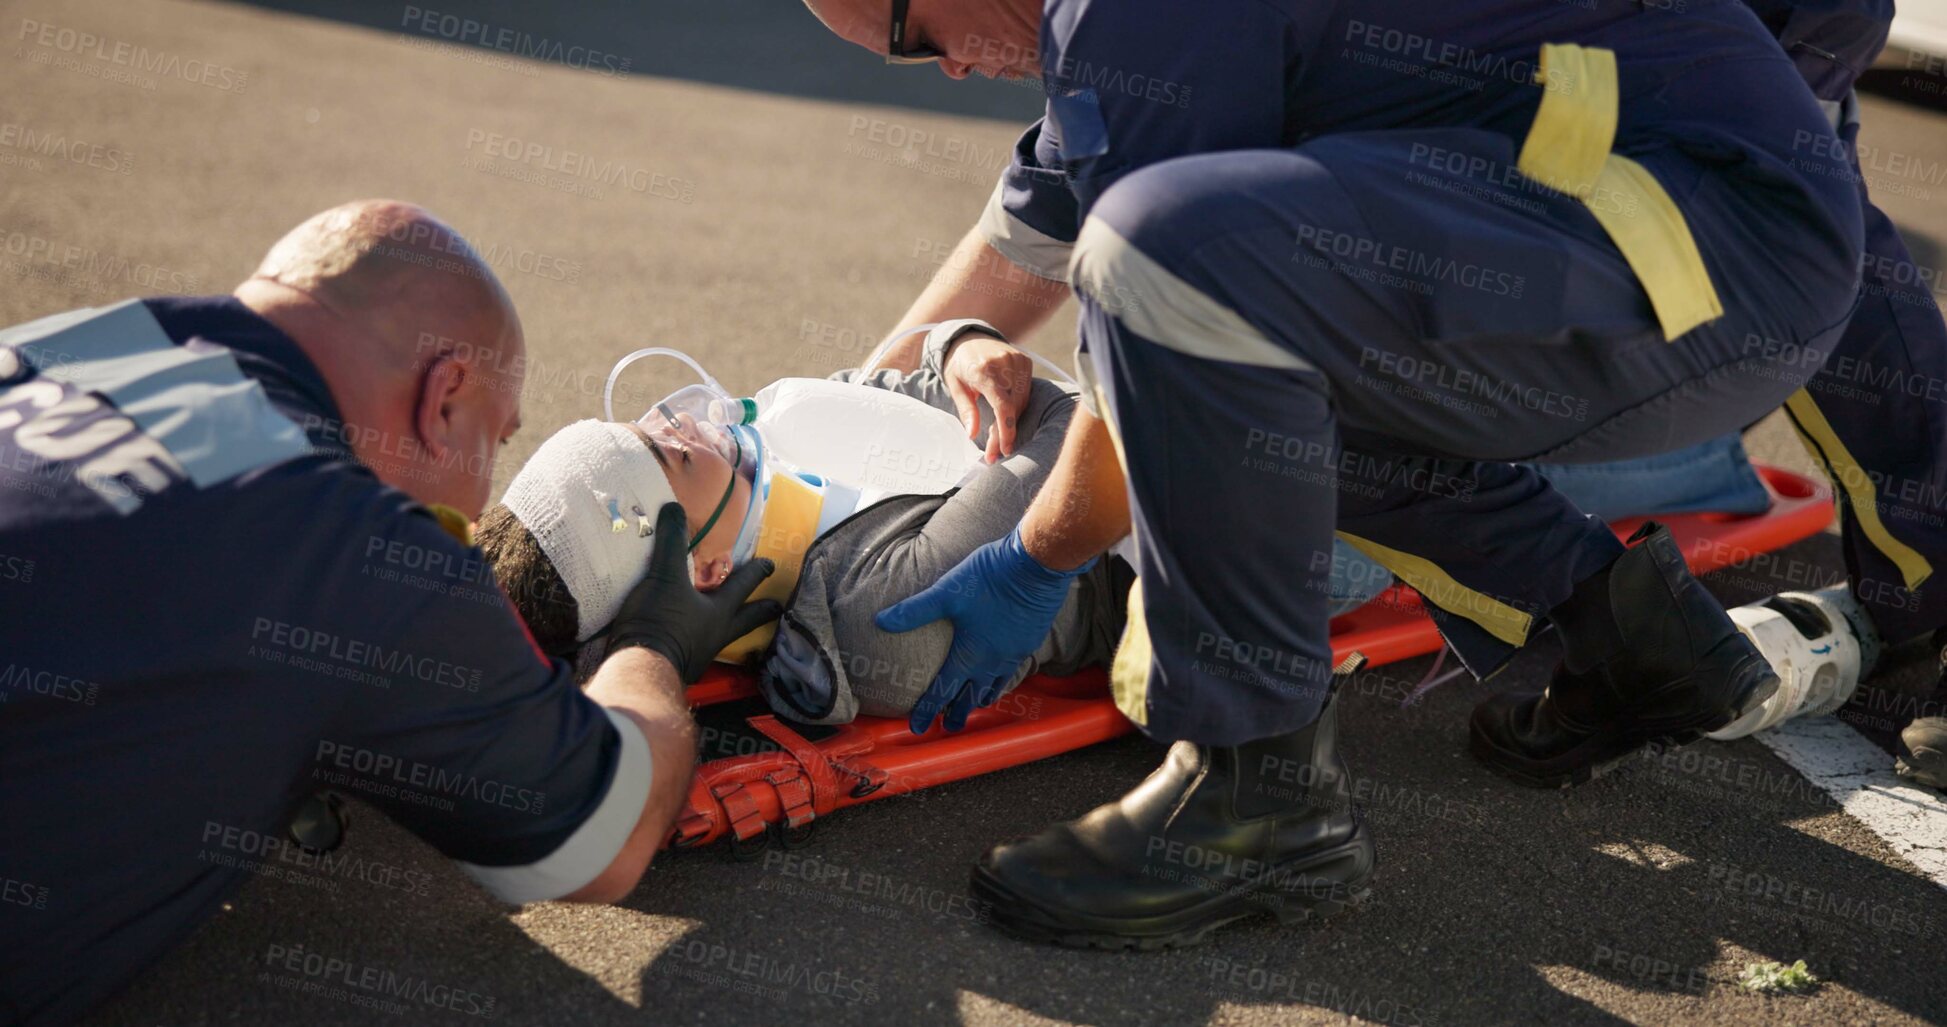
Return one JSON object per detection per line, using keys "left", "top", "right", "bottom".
{"left": 501, "top": 420, "right": 678, "bottom": 642}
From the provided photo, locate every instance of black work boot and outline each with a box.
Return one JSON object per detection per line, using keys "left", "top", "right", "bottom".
{"left": 1470, "top": 523, "right": 1779, "bottom": 788}
{"left": 1897, "top": 642, "right": 1947, "bottom": 789}
{"left": 1897, "top": 718, "right": 1947, "bottom": 789}
{"left": 969, "top": 688, "right": 1374, "bottom": 949}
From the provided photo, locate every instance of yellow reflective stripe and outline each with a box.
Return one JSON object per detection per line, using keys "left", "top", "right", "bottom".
{"left": 1111, "top": 577, "right": 1152, "bottom": 726}
{"left": 1091, "top": 384, "right": 1130, "bottom": 469}
{"left": 715, "top": 472, "right": 823, "bottom": 663}
{"left": 1784, "top": 390, "right": 1933, "bottom": 590}
{"left": 1519, "top": 43, "right": 1722, "bottom": 341}
{"left": 1587, "top": 155, "right": 1724, "bottom": 341}
{"left": 1517, "top": 43, "right": 1618, "bottom": 197}
{"left": 425, "top": 503, "right": 474, "bottom": 546}
{"left": 1335, "top": 531, "right": 1534, "bottom": 647}
{"left": 1090, "top": 381, "right": 1152, "bottom": 724}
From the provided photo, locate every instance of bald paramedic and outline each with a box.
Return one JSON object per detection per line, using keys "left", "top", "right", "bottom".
{"left": 0, "top": 201, "right": 775, "bottom": 1024}
{"left": 801, "top": 0, "right": 1907, "bottom": 947}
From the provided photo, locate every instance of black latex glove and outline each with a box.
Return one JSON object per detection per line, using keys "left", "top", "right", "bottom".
{"left": 608, "top": 503, "right": 780, "bottom": 682}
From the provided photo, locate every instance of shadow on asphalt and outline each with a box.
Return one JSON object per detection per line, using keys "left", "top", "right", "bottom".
{"left": 1861, "top": 61, "right": 1947, "bottom": 113}
{"left": 222, "top": 0, "right": 1047, "bottom": 122}
{"left": 610, "top": 535, "right": 1946, "bottom": 1025}
{"left": 85, "top": 538, "right": 1947, "bottom": 1025}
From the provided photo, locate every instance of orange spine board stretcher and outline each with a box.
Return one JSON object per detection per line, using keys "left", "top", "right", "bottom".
{"left": 668, "top": 465, "right": 1831, "bottom": 852}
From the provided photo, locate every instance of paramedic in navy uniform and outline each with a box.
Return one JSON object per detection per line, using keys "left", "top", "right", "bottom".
{"left": 0, "top": 200, "right": 777, "bottom": 1024}
{"left": 796, "top": 0, "right": 1947, "bottom": 948}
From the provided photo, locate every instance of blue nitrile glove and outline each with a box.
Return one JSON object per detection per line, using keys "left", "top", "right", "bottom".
{"left": 876, "top": 528, "right": 1096, "bottom": 734}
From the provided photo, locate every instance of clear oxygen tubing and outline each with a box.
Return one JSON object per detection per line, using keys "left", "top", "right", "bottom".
{"left": 863, "top": 324, "right": 1081, "bottom": 391}
{"left": 602, "top": 347, "right": 729, "bottom": 424}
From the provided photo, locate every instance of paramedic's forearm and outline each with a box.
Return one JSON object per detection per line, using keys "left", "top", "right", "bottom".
{"left": 869, "top": 227, "right": 1066, "bottom": 373}
{"left": 566, "top": 647, "right": 697, "bottom": 903}
{"left": 1020, "top": 409, "right": 1130, "bottom": 572}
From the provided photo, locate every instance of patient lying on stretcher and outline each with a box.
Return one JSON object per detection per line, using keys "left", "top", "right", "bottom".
{"left": 477, "top": 321, "right": 1133, "bottom": 724}
{"left": 478, "top": 321, "right": 1775, "bottom": 727}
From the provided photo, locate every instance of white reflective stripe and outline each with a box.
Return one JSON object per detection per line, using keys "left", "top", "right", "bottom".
{"left": 459, "top": 707, "right": 652, "bottom": 905}
{"left": 5, "top": 300, "right": 308, "bottom": 487}
{"left": 1818, "top": 98, "right": 1843, "bottom": 130}
{"left": 1818, "top": 91, "right": 1862, "bottom": 133}
{"left": 4, "top": 301, "right": 140, "bottom": 357}
{"left": 98, "top": 349, "right": 308, "bottom": 487}
{"left": 977, "top": 175, "right": 1073, "bottom": 283}
{"left": 1069, "top": 217, "right": 1313, "bottom": 371}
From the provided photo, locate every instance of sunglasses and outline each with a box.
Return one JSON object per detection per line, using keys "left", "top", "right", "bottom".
{"left": 887, "top": 0, "right": 942, "bottom": 64}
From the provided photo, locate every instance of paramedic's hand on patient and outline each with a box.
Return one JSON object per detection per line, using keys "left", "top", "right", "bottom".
{"left": 877, "top": 528, "right": 1096, "bottom": 734}
{"left": 944, "top": 334, "right": 1035, "bottom": 463}
{"left": 609, "top": 503, "right": 781, "bottom": 683}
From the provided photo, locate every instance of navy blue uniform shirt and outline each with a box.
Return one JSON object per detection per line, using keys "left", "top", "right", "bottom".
{"left": 0, "top": 296, "right": 636, "bottom": 1025}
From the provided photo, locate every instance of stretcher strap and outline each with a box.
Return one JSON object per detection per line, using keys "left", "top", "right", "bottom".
{"left": 749, "top": 714, "right": 845, "bottom": 821}
{"left": 1518, "top": 43, "right": 1723, "bottom": 341}
{"left": 673, "top": 779, "right": 719, "bottom": 845}
{"left": 765, "top": 771, "right": 816, "bottom": 829}
{"left": 689, "top": 715, "right": 848, "bottom": 842}
{"left": 1784, "top": 390, "right": 1933, "bottom": 590}
{"left": 713, "top": 779, "right": 769, "bottom": 842}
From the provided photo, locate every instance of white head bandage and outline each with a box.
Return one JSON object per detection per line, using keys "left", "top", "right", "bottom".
{"left": 501, "top": 420, "right": 678, "bottom": 642}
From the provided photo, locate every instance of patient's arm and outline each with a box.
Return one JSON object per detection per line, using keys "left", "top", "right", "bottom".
{"left": 940, "top": 335, "right": 1035, "bottom": 462}
{"left": 907, "top": 378, "right": 1079, "bottom": 553}
{"left": 829, "top": 324, "right": 967, "bottom": 412}
{"left": 832, "top": 324, "right": 1072, "bottom": 457}
{"left": 763, "top": 339, "right": 1097, "bottom": 723}
{"left": 803, "top": 375, "right": 1095, "bottom": 720}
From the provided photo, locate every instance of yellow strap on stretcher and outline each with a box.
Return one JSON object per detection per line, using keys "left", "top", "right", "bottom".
{"left": 1518, "top": 43, "right": 1724, "bottom": 341}
{"left": 715, "top": 472, "right": 824, "bottom": 664}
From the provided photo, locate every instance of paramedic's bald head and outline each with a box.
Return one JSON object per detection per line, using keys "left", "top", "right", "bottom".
{"left": 245, "top": 200, "right": 519, "bottom": 368}
{"left": 234, "top": 200, "right": 526, "bottom": 519}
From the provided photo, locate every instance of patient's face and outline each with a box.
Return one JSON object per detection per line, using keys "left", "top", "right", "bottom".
{"left": 623, "top": 416, "right": 752, "bottom": 590}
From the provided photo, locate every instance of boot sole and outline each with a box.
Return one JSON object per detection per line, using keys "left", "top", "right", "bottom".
{"left": 968, "top": 832, "right": 1374, "bottom": 950}
{"left": 1471, "top": 653, "right": 1780, "bottom": 790}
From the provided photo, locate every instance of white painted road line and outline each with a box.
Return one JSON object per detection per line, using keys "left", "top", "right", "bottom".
{"left": 1757, "top": 716, "right": 1947, "bottom": 892}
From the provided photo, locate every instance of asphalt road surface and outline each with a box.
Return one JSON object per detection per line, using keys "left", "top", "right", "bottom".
{"left": 5, "top": 1, "right": 1947, "bottom": 1024}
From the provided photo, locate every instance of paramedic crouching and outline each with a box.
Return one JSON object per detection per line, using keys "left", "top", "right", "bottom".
{"left": 0, "top": 200, "right": 776, "bottom": 1025}
{"left": 805, "top": 0, "right": 1877, "bottom": 949}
